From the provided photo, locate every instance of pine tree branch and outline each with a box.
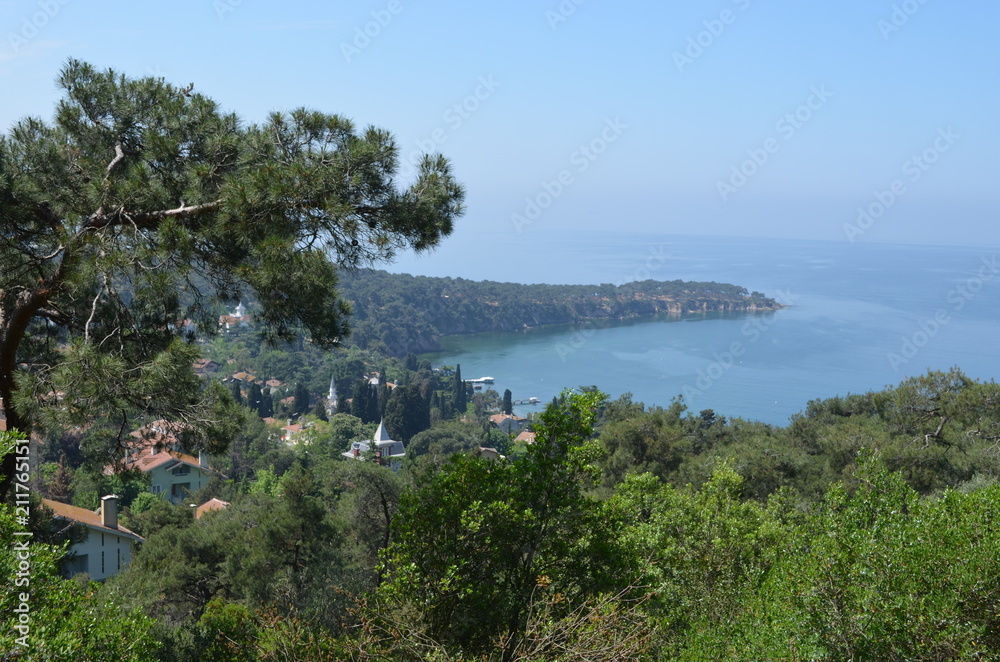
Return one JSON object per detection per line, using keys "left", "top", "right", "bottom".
{"left": 85, "top": 200, "right": 223, "bottom": 230}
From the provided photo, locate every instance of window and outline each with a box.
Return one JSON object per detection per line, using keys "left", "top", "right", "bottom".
{"left": 151, "top": 484, "right": 162, "bottom": 494}
{"left": 63, "top": 554, "right": 88, "bottom": 578}
{"left": 172, "top": 465, "right": 190, "bottom": 476}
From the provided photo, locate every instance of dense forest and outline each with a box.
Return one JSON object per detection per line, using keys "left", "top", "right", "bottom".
{"left": 5, "top": 365, "right": 1000, "bottom": 660}
{"left": 336, "top": 270, "right": 781, "bottom": 355}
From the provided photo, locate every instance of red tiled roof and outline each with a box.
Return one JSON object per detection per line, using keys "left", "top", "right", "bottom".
{"left": 42, "top": 499, "right": 143, "bottom": 542}
{"left": 195, "top": 498, "right": 230, "bottom": 519}
{"left": 107, "top": 449, "right": 212, "bottom": 476}
{"left": 514, "top": 430, "right": 536, "bottom": 444}
{"left": 489, "top": 413, "right": 525, "bottom": 424}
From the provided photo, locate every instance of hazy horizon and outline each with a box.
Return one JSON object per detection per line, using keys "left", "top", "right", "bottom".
{"left": 3, "top": 1, "right": 996, "bottom": 252}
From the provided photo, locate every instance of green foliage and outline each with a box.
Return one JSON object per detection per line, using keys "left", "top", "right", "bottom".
{"left": 377, "top": 390, "right": 633, "bottom": 655}
{"left": 383, "top": 384, "right": 430, "bottom": 442}
{"left": 453, "top": 363, "right": 467, "bottom": 415}
{"left": 122, "top": 496, "right": 193, "bottom": 538}
{"left": 608, "top": 464, "right": 785, "bottom": 654}
{"left": 0, "top": 59, "right": 464, "bottom": 498}
{"left": 337, "top": 270, "right": 782, "bottom": 356}
{"left": 12, "top": 367, "right": 1000, "bottom": 659}
{"left": 248, "top": 467, "right": 282, "bottom": 497}
{"left": 405, "top": 421, "right": 480, "bottom": 467}
{"left": 0, "top": 503, "right": 159, "bottom": 659}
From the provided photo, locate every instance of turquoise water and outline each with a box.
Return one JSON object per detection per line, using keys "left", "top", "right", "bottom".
{"left": 408, "top": 233, "right": 1000, "bottom": 426}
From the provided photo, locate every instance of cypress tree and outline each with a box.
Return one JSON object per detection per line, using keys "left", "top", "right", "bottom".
{"left": 230, "top": 381, "right": 244, "bottom": 406}
{"left": 351, "top": 379, "right": 371, "bottom": 423}
{"left": 502, "top": 389, "right": 513, "bottom": 415}
{"left": 260, "top": 390, "right": 274, "bottom": 418}
{"left": 377, "top": 369, "right": 390, "bottom": 419}
{"left": 384, "top": 384, "right": 431, "bottom": 442}
{"left": 453, "top": 363, "right": 466, "bottom": 414}
{"left": 405, "top": 353, "right": 419, "bottom": 371}
{"left": 294, "top": 383, "right": 310, "bottom": 415}
{"left": 248, "top": 382, "right": 264, "bottom": 415}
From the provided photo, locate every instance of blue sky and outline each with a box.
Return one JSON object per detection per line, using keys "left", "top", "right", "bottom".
{"left": 2, "top": 0, "right": 998, "bottom": 269}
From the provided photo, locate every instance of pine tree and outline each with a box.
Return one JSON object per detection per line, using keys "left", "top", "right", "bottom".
{"left": 0, "top": 60, "right": 465, "bottom": 498}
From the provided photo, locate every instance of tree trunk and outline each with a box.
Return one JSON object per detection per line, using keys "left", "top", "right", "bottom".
{"left": 0, "top": 286, "right": 52, "bottom": 499}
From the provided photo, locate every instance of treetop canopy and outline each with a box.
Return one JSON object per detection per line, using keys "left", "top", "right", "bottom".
{"left": 0, "top": 59, "right": 465, "bottom": 495}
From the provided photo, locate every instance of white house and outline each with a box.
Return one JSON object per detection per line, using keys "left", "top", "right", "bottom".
{"left": 219, "top": 302, "right": 251, "bottom": 332}
{"left": 108, "top": 448, "right": 218, "bottom": 504}
{"left": 43, "top": 495, "right": 143, "bottom": 581}
{"left": 106, "top": 420, "right": 221, "bottom": 504}
{"left": 342, "top": 420, "right": 406, "bottom": 471}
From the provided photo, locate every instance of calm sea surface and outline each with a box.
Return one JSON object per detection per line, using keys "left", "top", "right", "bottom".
{"left": 403, "top": 233, "right": 1000, "bottom": 426}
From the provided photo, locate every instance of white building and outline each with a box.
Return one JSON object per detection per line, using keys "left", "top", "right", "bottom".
{"left": 106, "top": 421, "right": 220, "bottom": 504}
{"left": 44, "top": 495, "right": 143, "bottom": 581}
{"left": 342, "top": 420, "right": 406, "bottom": 471}
{"left": 107, "top": 448, "right": 218, "bottom": 505}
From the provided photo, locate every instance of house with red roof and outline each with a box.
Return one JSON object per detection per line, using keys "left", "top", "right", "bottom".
{"left": 514, "top": 430, "right": 536, "bottom": 445}
{"left": 489, "top": 413, "right": 527, "bottom": 434}
{"left": 109, "top": 421, "right": 221, "bottom": 503}
{"left": 119, "top": 450, "right": 217, "bottom": 504}
{"left": 43, "top": 495, "right": 143, "bottom": 581}
{"left": 195, "top": 498, "right": 230, "bottom": 519}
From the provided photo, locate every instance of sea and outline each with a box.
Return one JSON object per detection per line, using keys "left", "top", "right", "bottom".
{"left": 390, "top": 231, "right": 1000, "bottom": 427}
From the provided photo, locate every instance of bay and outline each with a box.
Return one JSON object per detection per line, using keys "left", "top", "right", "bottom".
{"left": 405, "top": 232, "right": 1000, "bottom": 426}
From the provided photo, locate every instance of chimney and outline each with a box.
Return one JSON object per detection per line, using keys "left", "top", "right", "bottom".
{"left": 100, "top": 495, "right": 118, "bottom": 529}
{"left": 199, "top": 451, "right": 210, "bottom": 469}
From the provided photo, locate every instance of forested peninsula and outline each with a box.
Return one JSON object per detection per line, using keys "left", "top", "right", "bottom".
{"left": 338, "top": 269, "right": 782, "bottom": 355}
